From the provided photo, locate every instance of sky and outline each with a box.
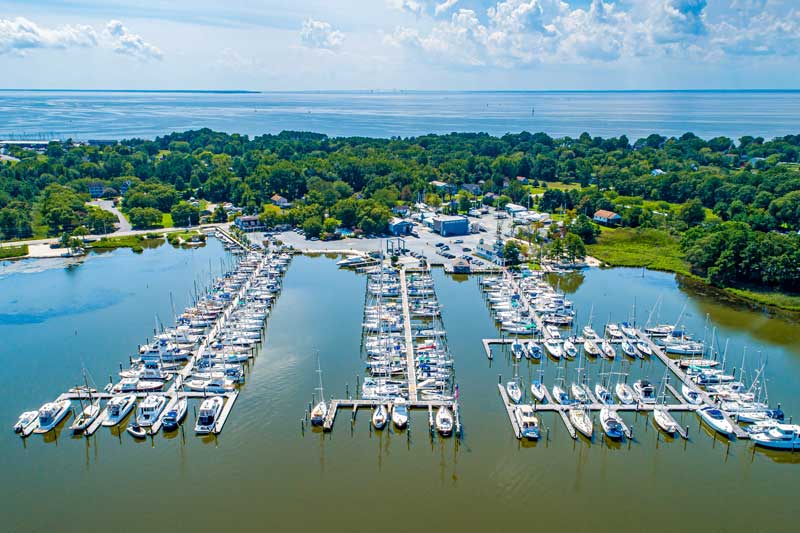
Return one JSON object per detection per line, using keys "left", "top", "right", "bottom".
{"left": 0, "top": 0, "right": 799, "bottom": 90}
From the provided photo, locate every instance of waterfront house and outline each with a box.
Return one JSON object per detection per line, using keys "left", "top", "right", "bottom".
{"left": 235, "top": 215, "right": 264, "bottom": 232}
{"left": 593, "top": 209, "right": 621, "bottom": 226}
{"left": 271, "top": 194, "right": 290, "bottom": 208}
{"left": 388, "top": 217, "right": 413, "bottom": 236}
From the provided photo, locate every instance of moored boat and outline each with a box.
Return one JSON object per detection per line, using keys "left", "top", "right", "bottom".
{"left": 34, "top": 400, "right": 72, "bottom": 433}
{"left": 698, "top": 406, "right": 734, "bottom": 437}
{"left": 515, "top": 405, "right": 540, "bottom": 440}
{"left": 195, "top": 396, "right": 224, "bottom": 434}
{"left": 569, "top": 407, "right": 593, "bottom": 438}
{"left": 600, "top": 407, "right": 627, "bottom": 440}
{"left": 530, "top": 381, "right": 546, "bottom": 403}
{"left": 135, "top": 395, "right": 167, "bottom": 427}
{"left": 435, "top": 405, "right": 454, "bottom": 436}
{"left": 653, "top": 406, "right": 680, "bottom": 436}
{"left": 102, "top": 394, "right": 137, "bottom": 427}
{"left": 372, "top": 404, "right": 388, "bottom": 430}
{"left": 751, "top": 424, "right": 800, "bottom": 450}
{"left": 13, "top": 411, "right": 39, "bottom": 437}
{"left": 392, "top": 399, "right": 409, "bottom": 429}
{"left": 161, "top": 399, "right": 188, "bottom": 431}
{"left": 506, "top": 380, "right": 522, "bottom": 404}
{"left": 615, "top": 382, "right": 635, "bottom": 405}
{"left": 69, "top": 401, "right": 101, "bottom": 434}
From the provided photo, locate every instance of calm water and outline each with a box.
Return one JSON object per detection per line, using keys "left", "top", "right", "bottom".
{"left": 1, "top": 90, "right": 800, "bottom": 140}
{"left": 1, "top": 246, "right": 799, "bottom": 533}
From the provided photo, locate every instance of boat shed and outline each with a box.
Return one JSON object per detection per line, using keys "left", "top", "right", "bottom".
{"left": 452, "top": 258, "right": 471, "bottom": 274}
{"left": 593, "top": 210, "right": 621, "bottom": 226}
{"left": 388, "top": 217, "right": 413, "bottom": 236}
{"left": 505, "top": 203, "right": 527, "bottom": 217}
{"left": 432, "top": 215, "right": 469, "bottom": 237}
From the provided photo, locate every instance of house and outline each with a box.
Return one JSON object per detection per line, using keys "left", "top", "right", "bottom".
{"left": 88, "top": 182, "right": 104, "bottom": 199}
{"left": 515, "top": 176, "right": 528, "bottom": 184}
{"left": 429, "top": 180, "right": 451, "bottom": 191}
{"left": 593, "top": 209, "right": 621, "bottom": 226}
{"left": 271, "top": 194, "right": 290, "bottom": 208}
{"left": 461, "top": 183, "right": 482, "bottom": 195}
{"left": 392, "top": 205, "right": 410, "bottom": 217}
{"left": 432, "top": 215, "right": 469, "bottom": 237}
{"left": 651, "top": 168, "right": 665, "bottom": 176}
{"left": 452, "top": 258, "right": 471, "bottom": 274}
{"left": 235, "top": 215, "right": 265, "bottom": 232}
{"left": 505, "top": 203, "right": 527, "bottom": 217}
{"left": 388, "top": 217, "right": 413, "bottom": 236}
{"left": 119, "top": 180, "right": 132, "bottom": 196}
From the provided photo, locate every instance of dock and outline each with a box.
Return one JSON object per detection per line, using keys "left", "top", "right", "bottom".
{"left": 399, "top": 269, "right": 418, "bottom": 402}
{"left": 497, "top": 384, "right": 521, "bottom": 439}
{"left": 213, "top": 391, "right": 238, "bottom": 434}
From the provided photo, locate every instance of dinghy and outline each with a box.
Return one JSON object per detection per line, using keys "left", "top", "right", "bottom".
{"left": 126, "top": 423, "right": 147, "bottom": 439}
{"left": 13, "top": 411, "right": 39, "bottom": 437}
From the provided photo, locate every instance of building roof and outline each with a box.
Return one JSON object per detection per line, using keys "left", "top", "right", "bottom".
{"left": 389, "top": 217, "right": 411, "bottom": 226}
{"left": 433, "top": 215, "right": 467, "bottom": 223}
{"left": 453, "top": 258, "right": 470, "bottom": 269}
{"left": 505, "top": 203, "right": 527, "bottom": 212}
{"left": 594, "top": 209, "right": 620, "bottom": 219}
{"left": 271, "top": 194, "right": 288, "bottom": 202}
{"left": 238, "top": 215, "right": 260, "bottom": 222}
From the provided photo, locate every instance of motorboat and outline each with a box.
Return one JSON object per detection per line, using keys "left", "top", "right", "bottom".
{"left": 653, "top": 406, "right": 680, "bottom": 436}
{"left": 582, "top": 325, "right": 598, "bottom": 339}
{"left": 183, "top": 377, "right": 235, "bottom": 394}
{"left": 13, "top": 411, "right": 39, "bottom": 437}
{"left": 161, "top": 399, "right": 188, "bottom": 431}
{"left": 135, "top": 395, "right": 168, "bottom": 427}
{"left": 600, "top": 408, "right": 627, "bottom": 440}
{"left": 102, "top": 395, "right": 137, "bottom": 426}
{"left": 112, "top": 377, "right": 163, "bottom": 394}
{"left": 530, "top": 381, "right": 546, "bottom": 402}
{"left": 392, "top": 399, "right": 409, "bottom": 429}
{"left": 69, "top": 401, "right": 101, "bottom": 434}
{"left": 664, "top": 342, "right": 705, "bottom": 356}
{"left": 126, "top": 423, "right": 147, "bottom": 439}
{"left": 195, "top": 396, "right": 224, "bottom": 434}
{"left": 544, "top": 340, "right": 563, "bottom": 359}
{"left": 372, "top": 404, "right": 388, "bottom": 430}
{"left": 681, "top": 384, "right": 703, "bottom": 405}
{"left": 615, "top": 382, "right": 635, "bottom": 405}
{"left": 552, "top": 384, "right": 571, "bottom": 405}
{"left": 526, "top": 343, "right": 543, "bottom": 360}
{"left": 634, "top": 340, "right": 653, "bottom": 356}
{"left": 605, "top": 323, "right": 623, "bottom": 339}
{"left": 34, "top": 400, "right": 72, "bottom": 433}
{"left": 515, "top": 405, "right": 540, "bottom": 440}
{"left": 435, "top": 405, "right": 454, "bottom": 436}
{"left": 600, "top": 340, "right": 616, "bottom": 359}
{"left": 751, "top": 424, "right": 800, "bottom": 450}
{"left": 645, "top": 324, "right": 674, "bottom": 337}
{"left": 562, "top": 340, "right": 578, "bottom": 359}
{"left": 633, "top": 380, "right": 656, "bottom": 404}
{"left": 594, "top": 383, "right": 614, "bottom": 405}
{"left": 569, "top": 407, "right": 593, "bottom": 438}
{"left": 698, "top": 406, "right": 734, "bottom": 437}
{"left": 506, "top": 380, "right": 523, "bottom": 404}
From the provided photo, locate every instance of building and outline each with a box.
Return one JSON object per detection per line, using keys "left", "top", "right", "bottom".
{"left": 452, "top": 258, "right": 471, "bottom": 274}
{"left": 388, "top": 217, "right": 413, "bottom": 236}
{"left": 392, "top": 205, "right": 410, "bottom": 217}
{"left": 432, "top": 215, "right": 469, "bottom": 237}
{"left": 505, "top": 203, "right": 527, "bottom": 217}
{"left": 88, "top": 182, "right": 104, "bottom": 199}
{"left": 271, "top": 194, "right": 290, "bottom": 208}
{"left": 593, "top": 209, "right": 621, "bottom": 226}
{"left": 235, "top": 215, "right": 264, "bottom": 232}
{"left": 461, "top": 183, "right": 481, "bottom": 195}
{"left": 119, "top": 179, "right": 132, "bottom": 196}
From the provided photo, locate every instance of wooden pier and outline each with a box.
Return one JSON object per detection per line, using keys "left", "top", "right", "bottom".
{"left": 213, "top": 391, "right": 238, "bottom": 434}
{"left": 497, "top": 384, "right": 521, "bottom": 439}
{"left": 321, "top": 398, "right": 452, "bottom": 432}
{"left": 399, "top": 269, "right": 418, "bottom": 402}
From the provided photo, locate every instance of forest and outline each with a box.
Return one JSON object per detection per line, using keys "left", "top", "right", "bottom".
{"left": 1, "top": 128, "right": 798, "bottom": 294}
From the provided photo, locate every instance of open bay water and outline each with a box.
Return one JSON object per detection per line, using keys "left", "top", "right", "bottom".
{"left": 1, "top": 242, "right": 799, "bottom": 532}
{"left": 1, "top": 90, "right": 800, "bottom": 140}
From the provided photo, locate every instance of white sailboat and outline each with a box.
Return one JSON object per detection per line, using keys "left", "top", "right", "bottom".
{"left": 569, "top": 406, "right": 593, "bottom": 438}
{"left": 600, "top": 407, "right": 627, "bottom": 440}
{"left": 653, "top": 406, "right": 680, "bottom": 436}
{"left": 615, "top": 382, "right": 635, "bottom": 405}
{"left": 435, "top": 405, "right": 454, "bottom": 436}
{"left": 310, "top": 357, "right": 328, "bottom": 426}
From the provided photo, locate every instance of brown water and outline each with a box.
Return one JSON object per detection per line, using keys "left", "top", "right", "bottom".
{"left": 1, "top": 249, "right": 798, "bottom": 533}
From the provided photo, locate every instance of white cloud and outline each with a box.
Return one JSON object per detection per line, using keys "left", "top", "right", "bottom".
{"left": 387, "top": 0, "right": 425, "bottom": 17}
{"left": 300, "top": 18, "right": 344, "bottom": 50}
{"left": 0, "top": 17, "right": 97, "bottom": 55}
{"left": 105, "top": 20, "right": 163, "bottom": 61}
{"left": 434, "top": 0, "right": 459, "bottom": 16}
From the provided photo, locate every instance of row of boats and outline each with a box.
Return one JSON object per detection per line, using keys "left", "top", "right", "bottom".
{"left": 14, "top": 237, "right": 292, "bottom": 440}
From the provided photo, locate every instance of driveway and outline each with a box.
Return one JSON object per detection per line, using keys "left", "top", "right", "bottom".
{"left": 89, "top": 199, "right": 131, "bottom": 233}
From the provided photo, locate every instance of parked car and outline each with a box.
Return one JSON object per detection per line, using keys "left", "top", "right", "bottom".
{"left": 462, "top": 247, "right": 472, "bottom": 252}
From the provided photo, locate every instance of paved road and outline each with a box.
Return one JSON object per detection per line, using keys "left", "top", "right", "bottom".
{"left": 88, "top": 199, "right": 131, "bottom": 233}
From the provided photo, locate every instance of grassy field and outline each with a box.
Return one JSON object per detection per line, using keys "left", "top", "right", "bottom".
{"left": 529, "top": 181, "right": 582, "bottom": 195}
{"left": 161, "top": 213, "right": 174, "bottom": 228}
{"left": 724, "top": 287, "right": 800, "bottom": 313}
{"left": 88, "top": 235, "right": 148, "bottom": 253}
{"left": 586, "top": 227, "right": 692, "bottom": 276}
{"left": 0, "top": 244, "right": 29, "bottom": 259}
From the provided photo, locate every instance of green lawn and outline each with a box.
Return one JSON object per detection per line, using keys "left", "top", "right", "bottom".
{"left": 724, "top": 287, "right": 800, "bottom": 313}
{"left": 88, "top": 235, "right": 147, "bottom": 253}
{"left": 161, "top": 213, "right": 174, "bottom": 228}
{"left": 529, "top": 181, "right": 582, "bottom": 195}
{"left": 0, "top": 244, "right": 29, "bottom": 259}
{"left": 586, "top": 227, "right": 691, "bottom": 276}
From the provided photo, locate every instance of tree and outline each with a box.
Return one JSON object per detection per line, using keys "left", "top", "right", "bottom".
{"left": 171, "top": 201, "right": 200, "bottom": 227}
{"left": 679, "top": 198, "right": 706, "bottom": 227}
{"left": 502, "top": 241, "right": 521, "bottom": 265}
{"left": 564, "top": 233, "right": 586, "bottom": 263}
{"left": 569, "top": 214, "right": 599, "bottom": 244}
{"left": 458, "top": 191, "right": 473, "bottom": 212}
{"left": 212, "top": 205, "right": 228, "bottom": 222}
{"left": 128, "top": 207, "right": 163, "bottom": 229}
{"left": 302, "top": 216, "right": 323, "bottom": 238}
{"left": 323, "top": 216, "right": 341, "bottom": 234}
{"left": 84, "top": 206, "right": 118, "bottom": 234}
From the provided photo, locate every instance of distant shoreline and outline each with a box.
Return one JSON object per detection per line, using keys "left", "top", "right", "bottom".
{"left": 1, "top": 89, "right": 800, "bottom": 95}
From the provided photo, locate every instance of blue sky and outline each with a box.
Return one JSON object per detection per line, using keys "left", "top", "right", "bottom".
{"left": 1, "top": 0, "right": 798, "bottom": 90}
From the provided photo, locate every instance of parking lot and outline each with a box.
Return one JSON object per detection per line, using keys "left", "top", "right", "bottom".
{"left": 254, "top": 210, "right": 510, "bottom": 269}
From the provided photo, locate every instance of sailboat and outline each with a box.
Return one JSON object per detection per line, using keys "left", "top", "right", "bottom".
{"left": 599, "top": 339, "right": 616, "bottom": 359}
{"left": 562, "top": 339, "right": 578, "bottom": 359}
{"left": 653, "top": 406, "right": 680, "bottom": 435}
{"left": 69, "top": 371, "right": 101, "bottom": 434}
{"left": 600, "top": 407, "right": 627, "bottom": 440}
{"left": 681, "top": 384, "right": 703, "bottom": 405}
{"left": 615, "top": 381, "right": 635, "bottom": 405}
{"left": 310, "top": 356, "right": 328, "bottom": 426}
{"left": 595, "top": 382, "right": 614, "bottom": 405}
{"left": 569, "top": 406, "right": 593, "bottom": 438}
{"left": 507, "top": 353, "right": 523, "bottom": 403}
{"left": 372, "top": 404, "right": 388, "bottom": 430}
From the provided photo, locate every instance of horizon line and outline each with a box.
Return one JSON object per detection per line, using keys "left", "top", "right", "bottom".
{"left": 1, "top": 88, "right": 800, "bottom": 94}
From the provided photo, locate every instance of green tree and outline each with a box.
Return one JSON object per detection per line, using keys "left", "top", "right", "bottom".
{"left": 502, "top": 241, "right": 522, "bottom": 265}
{"left": 303, "top": 216, "right": 323, "bottom": 238}
{"left": 679, "top": 198, "right": 706, "bottom": 227}
{"left": 212, "top": 205, "right": 228, "bottom": 222}
{"left": 171, "top": 201, "right": 200, "bottom": 227}
{"left": 564, "top": 233, "right": 586, "bottom": 263}
{"left": 128, "top": 207, "right": 163, "bottom": 229}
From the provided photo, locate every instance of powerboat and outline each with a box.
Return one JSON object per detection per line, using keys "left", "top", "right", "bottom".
{"left": 161, "top": 399, "right": 188, "bottom": 431}
{"left": 615, "top": 382, "right": 635, "bottom": 405}
{"left": 135, "top": 395, "right": 168, "bottom": 427}
{"left": 582, "top": 325, "right": 598, "bottom": 339}
{"left": 515, "top": 405, "right": 540, "bottom": 440}
{"left": 681, "top": 384, "right": 703, "bottom": 405}
{"left": 562, "top": 340, "right": 578, "bottom": 359}
{"left": 183, "top": 377, "right": 235, "bottom": 394}
{"left": 372, "top": 404, "right": 388, "bottom": 430}
{"left": 127, "top": 423, "right": 147, "bottom": 439}
{"left": 751, "top": 424, "right": 800, "bottom": 450}
{"left": 633, "top": 380, "right": 656, "bottom": 404}
{"left": 506, "top": 380, "right": 522, "bottom": 404}
{"left": 435, "top": 405, "right": 454, "bottom": 437}
{"left": 530, "top": 381, "right": 546, "bottom": 403}
{"left": 102, "top": 395, "right": 137, "bottom": 426}
{"left": 544, "top": 340, "right": 563, "bottom": 359}
{"left": 392, "top": 399, "right": 409, "bottom": 429}
{"left": 569, "top": 407, "right": 593, "bottom": 438}
{"left": 69, "top": 401, "right": 101, "bottom": 434}
{"left": 698, "top": 406, "right": 734, "bottom": 437}
{"left": 526, "top": 342, "right": 543, "bottom": 360}
{"left": 13, "top": 411, "right": 39, "bottom": 437}
{"left": 112, "top": 377, "right": 163, "bottom": 394}
{"left": 594, "top": 383, "right": 614, "bottom": 405}
{"left": 34, "top": 400, "right": 72, "bottom": 433}
{"left": 600, "top": 408, "right": 627, "bottom": 440}
{"left": 605, "top": 323, "right": 623, "bottom": 339}
{"left": 195, "top": 396, "right": 224, "bottom": 434}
